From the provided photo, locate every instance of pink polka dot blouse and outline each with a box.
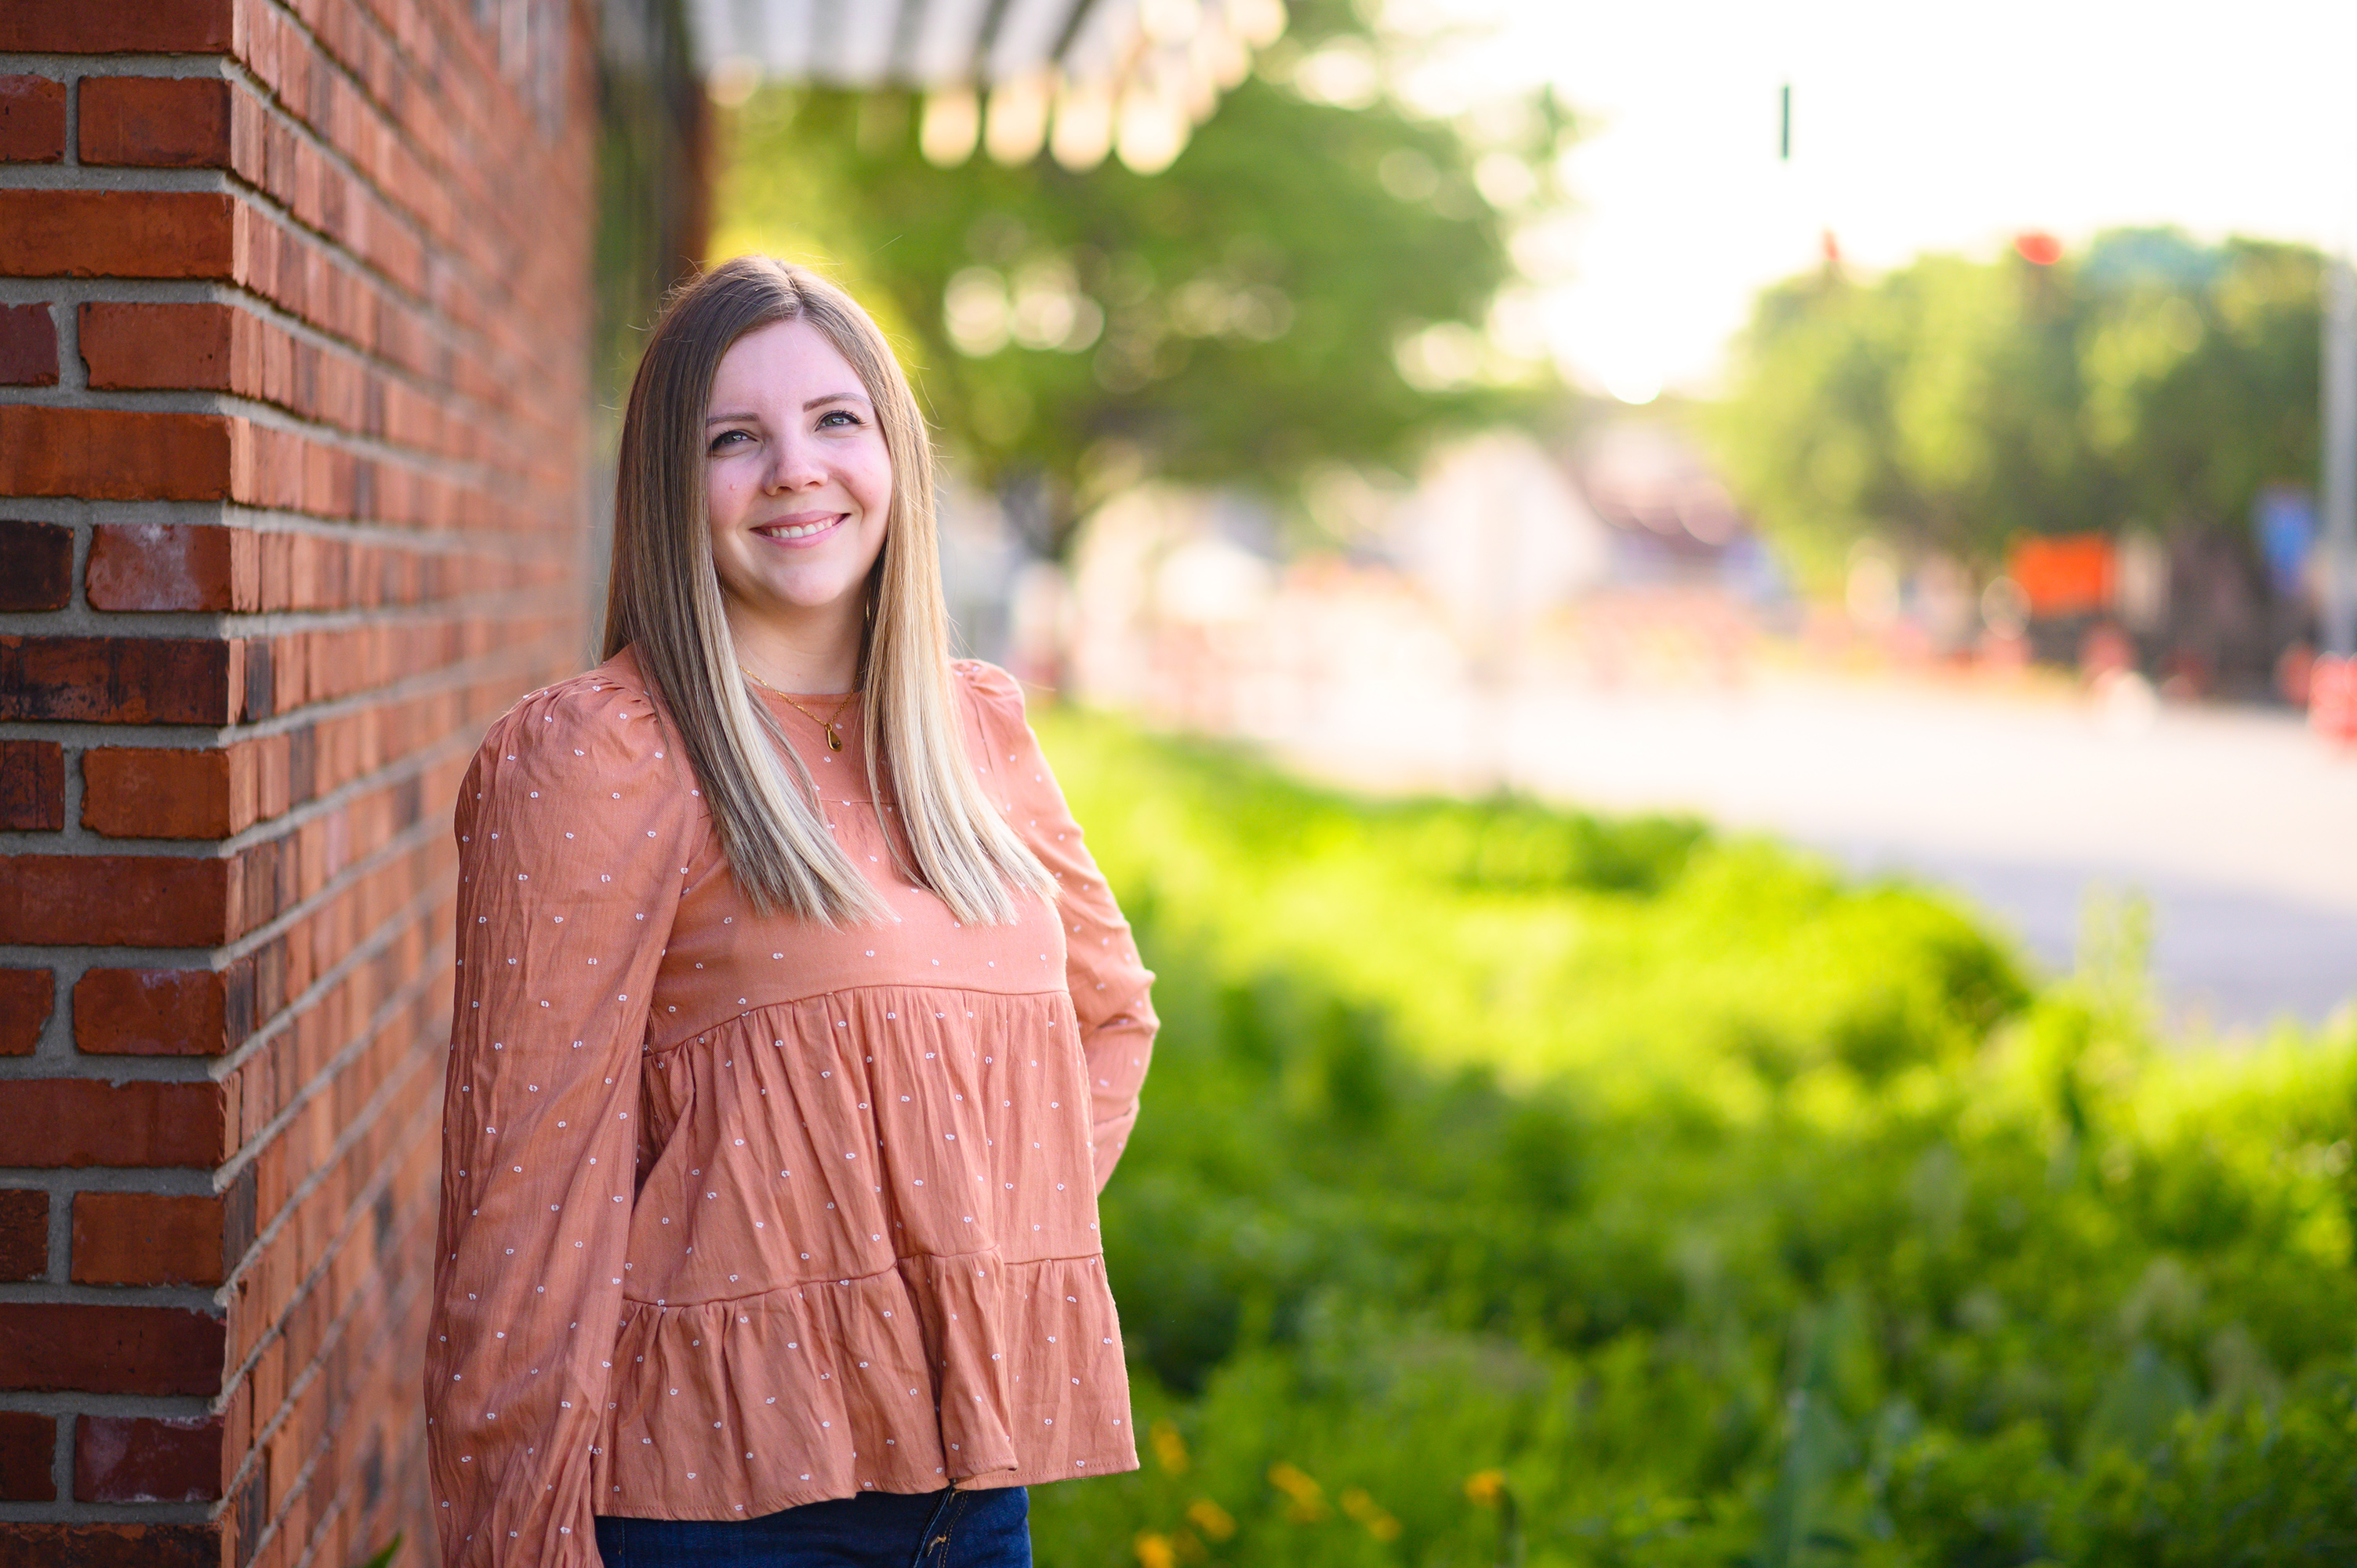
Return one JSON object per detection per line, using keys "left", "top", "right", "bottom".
{"left": 423, "top": 653, "right": 1157, "bottom": 1565}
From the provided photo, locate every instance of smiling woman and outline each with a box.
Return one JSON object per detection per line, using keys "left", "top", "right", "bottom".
{"left": 700, "top": 321, "right": 894, "bottom": 686}
{"left": 423, "top": 257, "right": 1159, "bottom": 1568}
{"left": 605, "top": 259, "right": 1056, "bottom": 929}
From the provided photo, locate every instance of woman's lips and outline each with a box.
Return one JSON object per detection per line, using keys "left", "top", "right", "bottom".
{"left": 752, "top": 514, "right": 847, "bottom": 548}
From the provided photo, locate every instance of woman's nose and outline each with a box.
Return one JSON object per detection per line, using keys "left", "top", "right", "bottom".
{"left": 765, "top": 439, "right": 826, "bottom": 492}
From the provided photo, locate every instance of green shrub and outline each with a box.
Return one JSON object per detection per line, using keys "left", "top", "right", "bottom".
{"left": 1030, "top": 713, "right": 2357, "bottom": 1566}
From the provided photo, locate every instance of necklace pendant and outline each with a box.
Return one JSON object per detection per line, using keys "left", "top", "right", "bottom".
{"left": 826, "top": 726, "right": 843, "bottom": 752}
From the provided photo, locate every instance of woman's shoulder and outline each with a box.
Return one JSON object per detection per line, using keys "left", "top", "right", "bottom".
{"left": 470, "top": 650, "right": 683, "bottom": 800}
{"left": 950, "top": 658, "right": 1029, "bottom": 726}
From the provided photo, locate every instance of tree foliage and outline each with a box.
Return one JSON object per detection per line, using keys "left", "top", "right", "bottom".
{"left": 711, "top": 7, "right": 1556, "bottom": 550}
{"left": 1709, "top": 230, "right": 2322, "bottom": 582}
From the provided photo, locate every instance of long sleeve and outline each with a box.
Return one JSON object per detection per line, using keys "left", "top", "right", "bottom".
{"left": 424, "top": 675, "right": 693, "bottom": 1566}
{"left": 961, "top": 662, "right": 1158, "bottom": 1190}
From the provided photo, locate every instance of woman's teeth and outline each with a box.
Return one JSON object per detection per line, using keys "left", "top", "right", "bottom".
{"left": 762, "top": 517, "right": 837, "bottom": 539}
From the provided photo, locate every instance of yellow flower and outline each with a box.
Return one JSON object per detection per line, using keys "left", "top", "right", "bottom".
{"left": 1464, "top": 1468, "right": 1509, "bottom": 1508}
{"left": 1268, "top": 1461, "right": 1331, "bottom": 1523}
{"left": 1186, "top": 1498, "right": 1238, "bottom": 1541}
{"left": 1340, "top": 1486, "right": 1404, "bottom": 1541}
{"left": 1149, "top": 1419, "right": 1191, "bottom": 1475}
{"left": 1134, "top": 1530, "right": 1178, "bottom": 1568}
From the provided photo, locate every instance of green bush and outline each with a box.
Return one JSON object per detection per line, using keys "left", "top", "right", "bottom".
{"left": 1029, "top": 713, "right": 2357, "bottom": 1566}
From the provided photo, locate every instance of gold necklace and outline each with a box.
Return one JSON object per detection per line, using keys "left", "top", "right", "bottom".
{"left": 742, "top": 666, "right": 857, "bottom": 751}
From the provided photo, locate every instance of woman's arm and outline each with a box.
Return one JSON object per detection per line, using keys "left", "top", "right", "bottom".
{"left": 424, "top": 677, "right": 692, "bottom": 1566}
{"left": 961, "top": 662, "right": 1158, "bottom": 1191}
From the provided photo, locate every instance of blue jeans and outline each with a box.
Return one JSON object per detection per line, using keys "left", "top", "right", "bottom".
{"left": 594, "top": 1486, "right": 1030, "bottom": 1568}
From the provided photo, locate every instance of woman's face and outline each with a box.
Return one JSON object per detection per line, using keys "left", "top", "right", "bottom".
{"left": 703, "top": 317, "right": 892, "bottom": 638}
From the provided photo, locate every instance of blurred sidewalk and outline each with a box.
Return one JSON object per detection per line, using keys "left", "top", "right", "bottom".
{"left": 1274, "top": 666, "right": 2357, "bottom": 1032}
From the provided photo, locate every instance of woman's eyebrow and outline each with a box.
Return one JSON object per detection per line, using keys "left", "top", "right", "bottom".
{"left": 706, "top": 392, "right": 868, "bottom": 425}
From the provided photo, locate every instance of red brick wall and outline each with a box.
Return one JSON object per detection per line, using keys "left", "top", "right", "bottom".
{"left": 0, "top": 2, "right": 597, "bottom": 1563}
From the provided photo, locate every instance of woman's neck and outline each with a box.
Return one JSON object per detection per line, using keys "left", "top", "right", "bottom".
{"left": 727, "top": 597, "right": 864, "bottom": 695}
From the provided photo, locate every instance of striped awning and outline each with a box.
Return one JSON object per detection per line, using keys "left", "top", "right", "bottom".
{"left": 688, "top": 0, "right": 1287, "bottom": 172}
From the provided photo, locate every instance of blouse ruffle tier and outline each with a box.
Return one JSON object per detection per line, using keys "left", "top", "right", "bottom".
{"left": 423, "top": 654, "right": 1157, "bottom": 1566}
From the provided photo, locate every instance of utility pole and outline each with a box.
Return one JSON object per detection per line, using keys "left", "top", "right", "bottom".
{"left": 2311, "top": 252, "right": 2357, "bottom": 741}
{"left": 2324, "top": 254, "right": 2357, "bottom": 659}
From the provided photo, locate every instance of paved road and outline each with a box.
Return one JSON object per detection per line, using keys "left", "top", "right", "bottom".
{"left": 1271, "top": 669, "right": 2357, "bottom": 1033}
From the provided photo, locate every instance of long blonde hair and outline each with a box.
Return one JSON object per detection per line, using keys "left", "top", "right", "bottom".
{"left": 604, "top": 255, "right": 1055, "bottom": 927}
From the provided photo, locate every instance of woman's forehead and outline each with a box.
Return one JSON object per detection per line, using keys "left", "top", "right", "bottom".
{"left": 709, "top": 317, "right": 863, "bottom": 406}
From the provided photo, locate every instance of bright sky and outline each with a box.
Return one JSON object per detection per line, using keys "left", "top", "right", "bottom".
{"left": 1391, "top": 0, "right": 2357, "bottom": 401}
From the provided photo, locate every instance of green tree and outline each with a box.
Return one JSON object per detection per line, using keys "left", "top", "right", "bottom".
{"left": 2076, "top": 232, "right": 2320, "bottom": 539}
{"left": 1708, "top": 229, "right": 2321, "bottom": 583}
{"left": 712, "top": 6, "right": 1558, "bottom": 552}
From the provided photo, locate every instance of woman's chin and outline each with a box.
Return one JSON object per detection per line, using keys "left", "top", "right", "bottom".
{"left": 727, "top": 574, "right": 870, "bottom": 625}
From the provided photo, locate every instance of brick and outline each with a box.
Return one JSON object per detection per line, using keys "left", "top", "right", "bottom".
{"left": 3, "top": 405, "right": 492, "bottom": 531}
{"left": 73, "top": 1192, "right": 227, "bottom": 1287}
{"left": 78, "top": 77, "right": 231, "bottom": 168}
{"left": 0, "top": 191, "right": 234, "bottom": 279}
{"left": 0, "top": 971, "right": 51, "bottom": 1057}
{"left": 75, "top": 1413, "right": 223, "bottom": 1504}
{"left": 0, "top": 75, "right": 64, "bottom": 163}
{"left": 0, "top": 407, "right": 232, "bottom": 501}
{"left": 0, "top": 1424, "right": 56, "bottom": 1519}
{"left": 74, "top": 968, "right": 234, "bottom": 1056}
{"left": 0, "top": 636, "right": 235, "bottom": 724}
{"left": 0, "top": 1080, "right": 227, "bottom": 1167}
{"left": 0, "top": 518, "right": 70, "bottom": 610}
{"left": 0, "top": 1190, "right": 45, "bottom": 1280}
{"left": 226, "top": 1468, "right": 263, "bottom": 1567}
{"left": 0, "top": 855, "right": 234, "bottom": 947}
{"left": 0, "top": 1523, "right": 218, "bottom": 1568}
{"left": 86, "top": 524, "right": 253, "bottom": 614}
{"left": 78, "top": 300, "right": 234, "bottom": 391}
{"left": 0, "top": 1410, "right": 54, "bottom": 1501}
{"left": 80, "top": 303, "right": 448, "bottom": 466}
{"left": 0, "top": 303, "right": 56, "bottom": 384}
{"left": 82, "top": 747, "right": 233, "bottom": 840}
{"left": 0, "top": 518, "right": 69, "bottom": 612}
{"left": 0, "top": 741, "right": 63, "bottom": 832}
{"left": 0, "top": 1303, "right": 223, "bottom": 1396}
{"left": 0, "top": 0, "right": 234, "bottom": 54}
{"left": 223, "top": 1164, "right": 257, "bottom": 1271}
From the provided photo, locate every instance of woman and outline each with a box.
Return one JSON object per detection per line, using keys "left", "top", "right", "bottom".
{"left": 424, "top": 256, "right": 1157, "bottom": 1567}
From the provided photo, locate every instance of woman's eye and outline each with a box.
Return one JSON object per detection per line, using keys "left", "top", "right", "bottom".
{"left": 709, "top": 430, "right": 750, "bottom": 452}
{"left": 817, "top": 409, "right": 861, "bottom": 429}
